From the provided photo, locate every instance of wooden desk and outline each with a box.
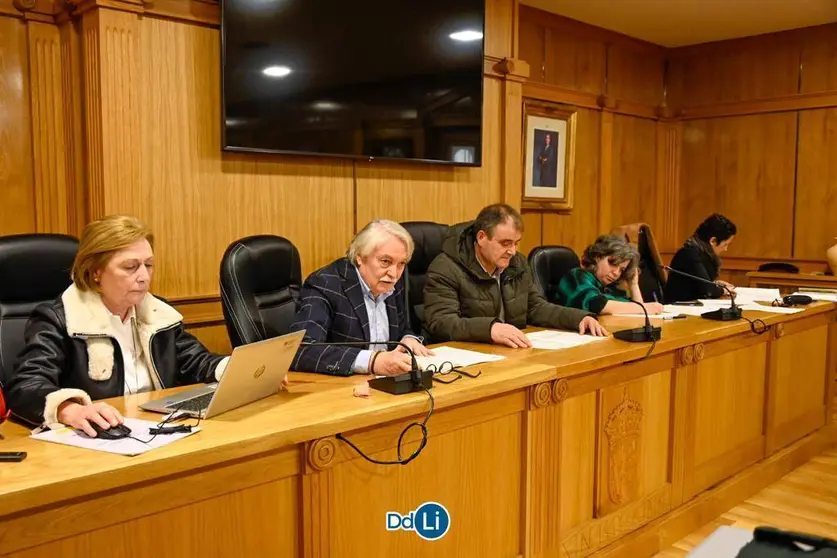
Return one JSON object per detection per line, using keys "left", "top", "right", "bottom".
{"left": 747, "top": 271, "right": 837, "bottom": 293}
{"left": 1, "top": 304, "right": 836, "bottom": 558}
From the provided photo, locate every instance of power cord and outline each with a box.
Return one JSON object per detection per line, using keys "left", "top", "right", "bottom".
{"left": 335, "top": 388, "right": 434, "bottom": 466}
{"left": 623, "top": 337, "right": 657, "bottom": 364}
{"left": 743, "top": 316, "right": 768, "bottom": 335}
{"left": 127, "top": 401, "right": 202, "bottom": 445}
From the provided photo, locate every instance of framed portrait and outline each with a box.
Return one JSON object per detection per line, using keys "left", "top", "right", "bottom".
{"left": 522, "top": 99, "right": 577, "bottom": 211}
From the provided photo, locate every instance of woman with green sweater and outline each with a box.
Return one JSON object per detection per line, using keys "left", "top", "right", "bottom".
{"left": 557, "top": 235, "right": 664, "bottom": 316}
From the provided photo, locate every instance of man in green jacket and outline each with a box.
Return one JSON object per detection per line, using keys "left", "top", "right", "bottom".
{"left": 423, "top": 204, "right": 608, "bottom": 348}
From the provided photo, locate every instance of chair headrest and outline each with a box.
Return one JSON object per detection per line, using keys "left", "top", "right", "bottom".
{"left": 402, "top": 222, "right": 449, "bottom": 274}
{"left": 220, "top": 235, "right": 301, "bottom": 295}
{"left": 0, "top": 234, "right": 78, "bottom": 303}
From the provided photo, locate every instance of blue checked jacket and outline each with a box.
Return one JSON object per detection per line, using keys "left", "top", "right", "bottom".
{"left": 290, "top": 258, "right": 414, "bottom": 375}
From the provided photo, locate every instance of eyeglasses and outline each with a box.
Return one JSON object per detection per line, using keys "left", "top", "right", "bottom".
{"left": 424, "top": 361, "right": 482, "bottom": 384}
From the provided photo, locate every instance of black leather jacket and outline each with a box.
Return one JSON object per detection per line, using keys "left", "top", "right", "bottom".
{"left": 7, "top": 296, "right": 224, "bottom": 426}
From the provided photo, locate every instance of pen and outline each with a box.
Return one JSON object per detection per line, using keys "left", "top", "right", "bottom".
{"left": 652, "top": 292, "right": 659, "bottom": 303}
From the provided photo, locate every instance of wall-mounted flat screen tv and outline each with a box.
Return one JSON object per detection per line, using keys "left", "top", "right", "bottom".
{"left": 222, "top": 0, "right": 485, "bottom": 166}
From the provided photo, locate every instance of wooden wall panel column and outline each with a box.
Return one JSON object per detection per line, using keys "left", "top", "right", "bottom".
{"left": 795, "top": 108, "right": 837, "bottom": 260}
{"left": 656, "top": 121, "right": 681, "bottom": 253}
{"left": 59, "top": 19, "right": 85, "bottom": 235}
{"left": 27, "top": 21, "right": 71, "bottom": 233}
{"left": 679, "top": 113, "right": 797, "bottom": 258}
{"left": 0, "top": 16, "right": 37, "bottom": 235}
{"left": 610, "top": 114, "right": 658, "bottom": 229}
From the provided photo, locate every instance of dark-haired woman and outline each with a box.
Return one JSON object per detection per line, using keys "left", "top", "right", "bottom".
{"left": 664, "top": 213, "right": 737, "bottom": 303}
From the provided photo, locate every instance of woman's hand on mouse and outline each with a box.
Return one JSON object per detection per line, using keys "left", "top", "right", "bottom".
{"left": 57, "top": 401, "right": 123, "bottom": 437}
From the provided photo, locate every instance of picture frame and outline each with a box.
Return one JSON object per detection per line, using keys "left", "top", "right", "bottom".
{"left": 521, "top": 99, "right": 577, "bottom": 211}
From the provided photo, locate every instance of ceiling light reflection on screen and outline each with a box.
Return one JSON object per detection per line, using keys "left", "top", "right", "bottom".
{"left": 263, "top": 65, "right": 292, "bottom": 77}
{"left": 449, "top": 30, "right": 483, "bottom": 42}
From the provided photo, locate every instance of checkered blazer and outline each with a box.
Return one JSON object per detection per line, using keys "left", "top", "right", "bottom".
{"left": 290, "top": 258, "right": 413, "bottom": 375}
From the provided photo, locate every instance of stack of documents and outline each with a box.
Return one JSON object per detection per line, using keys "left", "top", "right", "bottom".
{"left": 31, "top": 417, "right": 200, "bottom": 456}
{"left": 525, "top": 329, "right": 609, "bottom": 350}
{"left": 416, "top": 346, "right": 505, "bottom": 370}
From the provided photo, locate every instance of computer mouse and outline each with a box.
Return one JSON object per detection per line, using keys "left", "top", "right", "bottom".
{"left": 88, "top": 423, "right": 132, "bottom": 440}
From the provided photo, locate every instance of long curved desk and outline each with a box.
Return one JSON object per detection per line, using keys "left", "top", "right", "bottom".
{"left": 1, "top": 303, "right": 835, "bottom": 557}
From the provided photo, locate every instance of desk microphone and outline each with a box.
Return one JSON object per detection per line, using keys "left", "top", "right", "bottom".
{"left": 299, "top": 340, "right": 433, "bottom": 395}
{"left": 661, "top": 265, "right": 742, "bottom": 321}
{"left": 612, "top": 298, "right": 662, "bottom": 343}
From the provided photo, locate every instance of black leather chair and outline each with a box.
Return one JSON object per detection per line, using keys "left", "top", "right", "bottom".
{"left": 401, "top": 221, "right": 449, "bottom": 337}
{"left": 0, "top": 234, "right": 78, "bottom": 385}
{"left": 219, "top": 235, "right": 302, "bottom": 348}
{"left": 528, "top": 245, "right": 580, "bottom": 303}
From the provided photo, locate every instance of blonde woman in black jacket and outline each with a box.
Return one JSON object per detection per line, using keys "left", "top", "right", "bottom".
{"left": 7, "top": 215, "right": 229, "bottom": 434}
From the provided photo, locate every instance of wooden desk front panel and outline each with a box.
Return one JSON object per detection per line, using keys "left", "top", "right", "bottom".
{"left": 681, "top": 337, "right": 768, "bottom": 500}
{"left": 766, "top": 314, "right": 831, "bottom": 453}
{"left": 528, "top": 357, "right": 675, "bottom": 558}
{"left": 3, "top": 447, "right": 301, "bottom": 558}
{"left": 302, "top": 391, "right": 527, "bottom": 558}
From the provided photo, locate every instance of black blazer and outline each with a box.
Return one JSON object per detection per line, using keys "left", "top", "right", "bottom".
{"left": 290, "top": 258, "right": 413, "bottom": 375}
{"left": 664, "top": 243, "right": 724, "bottom": 302}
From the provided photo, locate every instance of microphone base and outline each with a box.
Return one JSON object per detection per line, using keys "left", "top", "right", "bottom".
{"left": 701, "top": 307, "right": 743, "bottom": 321}
{"left": 613, "top": 326, "right": 662, "bottom": 343}
{"left": 369, "top": 369, "right": 434, "bottom": 395}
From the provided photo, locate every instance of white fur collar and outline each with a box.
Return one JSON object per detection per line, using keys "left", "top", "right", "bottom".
{"left": 61, "top": 284, "right": 183, "bottom": 383}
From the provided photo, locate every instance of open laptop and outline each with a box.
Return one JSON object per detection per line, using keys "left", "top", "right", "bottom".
{"left": 140, "top": 330, "right": 304, "bottom": 419}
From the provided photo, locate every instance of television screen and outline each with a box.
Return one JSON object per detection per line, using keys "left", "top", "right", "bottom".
{"left": 221, "top": 0, "right": 485, "bottom": 166}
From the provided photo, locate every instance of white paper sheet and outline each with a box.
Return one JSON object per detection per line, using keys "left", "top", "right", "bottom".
{"left": 415, "top": 345, "right": 505, "bottom": 370}
{"left": 31, "top": 417, "right": 200, "bottom": 456}
{"left": 525, "top": 329, "right": 609, "bottom": 350}
{"left": 739, "top": 303, "right": 805, "bottom": 314}
{"left": 664, "top": 304, "right": 713, "bottom": 317}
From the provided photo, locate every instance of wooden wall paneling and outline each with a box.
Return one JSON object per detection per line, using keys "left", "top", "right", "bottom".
{"left": 607, "top": 43, "right": 665, "bottom": 107}
{"left": 137, "top": 17, "right": 354, "bottom": 298}
{"left": 187, "top": 323, "right": 232, "bottom": 355}
{"left": 82, "top": 7, "right": 142, "bottom": 217}
{"left": 542, "top": 25, "right": 605, "bottom": 96}
{"left": 517, "top": 12, "right": 544, "bottom": 83}
{"left": 355, "top": 76, "right": 502, "bottom": 227}
{"left": 27, "top": 21, "right": 71, "bottom": 234}
{"left": 794, "top": 108, "right": 837, "bottom": 260}
{"left": 800, "top": 23, "right": 837, "bottom": 94}
{"left": 668, "top": 33, "right": 802, "bottom": 111}
{"left": 519, "top": 210, "right": 542, "bottom": 256}
{"left": 609, "top": 114, "right": 658, "bottom": 230}
{"left": 656, "top": 121, "right": 681, "bottom": 253}
{"left": 598, "top": 111, "right": 613, "bottom": 234}
{"left": 0, "top": 15, "right": 37, "bottom": 235}
{"left": 542, "top": 107, "right": 601, "bottom": 255}
{"left": 500, "top": 62, "right": 528, "bottom": 210}
{"left": 485, "top": 0, "right": 514, "bottom": 60}
{"left": 60, "top": 18, "right": 85, "bottom": 236}
{"left": 679, "top": 113, "right": 797, "bottom": 258}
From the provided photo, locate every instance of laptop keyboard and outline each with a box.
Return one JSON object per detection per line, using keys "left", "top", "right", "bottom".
{"left": 167, "top": 391, "right": 214, "bottom": 413}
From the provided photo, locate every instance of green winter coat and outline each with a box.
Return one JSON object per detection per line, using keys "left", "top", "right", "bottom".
{"left": 423, "top": 222, "right": 592, "bottom": 343}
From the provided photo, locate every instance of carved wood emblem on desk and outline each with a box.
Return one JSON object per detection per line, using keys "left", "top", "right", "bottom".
{"left": 12, "top": 0, "right": 36, "bottom": 11}
{"left": 604, "top": 389, "right": 643, "bottom": 505}
{"left": 774, "top": 323, "right": 785, "bottom": 339}
{"left": 307, "top": 437, "right": 337, "bottom": 471}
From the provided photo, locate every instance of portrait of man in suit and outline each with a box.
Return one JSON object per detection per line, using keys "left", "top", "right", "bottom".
{"left": 532, "top": 129, "right": 558, "bottom": 188}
